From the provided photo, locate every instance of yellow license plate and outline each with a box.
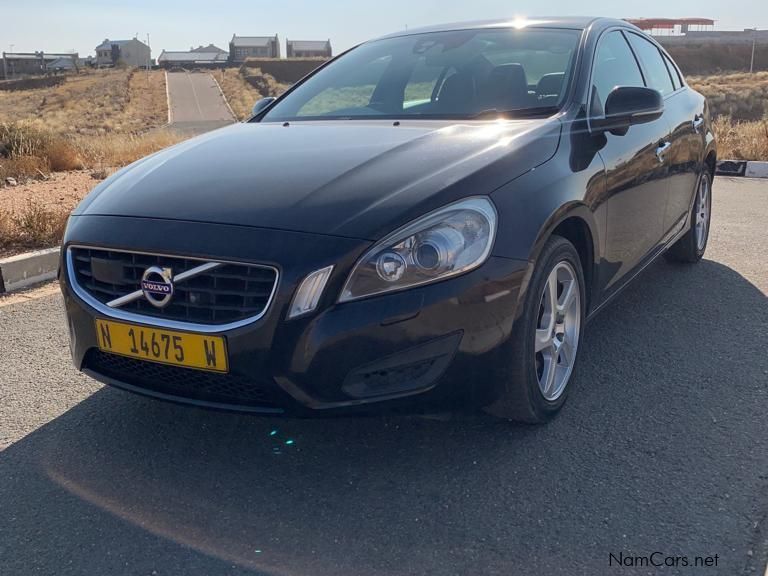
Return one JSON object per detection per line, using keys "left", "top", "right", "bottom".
{"left": 95, "top": 319, "right": 228, "bottom": 373}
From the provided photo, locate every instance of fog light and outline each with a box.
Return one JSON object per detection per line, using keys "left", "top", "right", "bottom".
{"left": 288, "top": 265, "right": 333, "bottom": 319}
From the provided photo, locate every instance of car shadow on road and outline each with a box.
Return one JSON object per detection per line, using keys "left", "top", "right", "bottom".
{"left": 1, "top": 259, "right": 766, "bottom": 576}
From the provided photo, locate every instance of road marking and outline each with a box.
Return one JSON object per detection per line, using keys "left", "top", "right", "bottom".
{"left": 164, "top": 71, "right": 172, "bottom": 124}
{"left": 0, "top": 281, "right": 60, "bottom": 307}
{"left": 187, "top": 72, "right": 205, "bottom": 121}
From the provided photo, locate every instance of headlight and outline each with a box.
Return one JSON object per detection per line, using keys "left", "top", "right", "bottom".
{"left": 339, "top": 197, "right": 497, "bottom": 302}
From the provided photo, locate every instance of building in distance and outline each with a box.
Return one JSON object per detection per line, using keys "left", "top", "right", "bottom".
{"left": 286, "top": 39, "right": 332, "bottom": 58}
{"left": 229, "top": 35, "right": 280, "bottom": 62}
{"left": 95, "top": 38, "right": 151, "bottom": 68}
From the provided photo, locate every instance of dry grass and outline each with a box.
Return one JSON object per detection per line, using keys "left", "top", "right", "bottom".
{"left": 73, "top": 130, "right": 181, "bottom": 170}
{"left": 0, "top": 69, "right": 167, "bottom": 135}
{"left": 684, "top": 72, "right": 768, "bottom": 160}
{"left": 0, "top": 200, "right": 69, "bottom": 254}
{"left": 688, "top": 72, "right": 768, "bottom": 121}
{"left": 712, "top": 117, "right": 768, "bottom": 161}
{"left": 215, "top": 67, "right": 290, "bottom": 120}
{"left": 215, "top": 68, "right": 262, "bottom": 120}
{"left": 0, "top": 156, "right": 50, "bottom": 181}
{"left": 242, "top": 67, "right": 290, "bottom": 98}
{"left": 0, "top": 121, "right": 181, "bottom": 183}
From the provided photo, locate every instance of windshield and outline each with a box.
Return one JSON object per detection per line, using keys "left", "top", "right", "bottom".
{"left": 261, "top": 28, "right": 581, "bottom": 121}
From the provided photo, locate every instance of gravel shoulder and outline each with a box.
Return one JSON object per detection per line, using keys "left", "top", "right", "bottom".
{"left": 0, "top": 170, "right": 94, "bottom": 214}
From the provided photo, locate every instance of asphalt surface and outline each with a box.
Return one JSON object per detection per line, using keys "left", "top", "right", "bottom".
{"left": 166, "top": 71, "right": 235, "bottom": 135}
{"left": 1, "top": 177, "right": 766, "bottom": 576}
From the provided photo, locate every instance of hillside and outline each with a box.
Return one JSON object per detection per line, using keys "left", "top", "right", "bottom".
{"left": 0, "top": 69, "right": 168, "bottom": 135}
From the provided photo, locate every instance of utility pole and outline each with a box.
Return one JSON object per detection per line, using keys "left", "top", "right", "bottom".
{"left": 6, "top": 45, "right": 14, "bottom": 79}
{"left": 146, "top": 33, "right": 151, "bottom": 84}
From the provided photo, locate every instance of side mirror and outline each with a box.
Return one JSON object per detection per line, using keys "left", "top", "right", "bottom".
{"left": 251, "top": 97, "right": 276, "bottom": 116}
{"left": 592, "top": 87, "right": 663, "bottom": 136}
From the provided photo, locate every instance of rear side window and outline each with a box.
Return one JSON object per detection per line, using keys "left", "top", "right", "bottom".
{"left": 662, "top": 52, "right": 683, "bottom": 90}
{"left": 590, "top": 31, "right": 644, "bottom": 116}
{"left": 626, "top": 33, "right": 675, "bottom": 95}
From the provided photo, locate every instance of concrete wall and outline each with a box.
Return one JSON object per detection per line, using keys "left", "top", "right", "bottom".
{"left": 664, "top": 43, "right": 768, "bottom": 74}
{"left": 657, "top": 30, "right": 768, "bottom": 46}
{"left": 0, "top": 76, "right": 66, "bottom": 91}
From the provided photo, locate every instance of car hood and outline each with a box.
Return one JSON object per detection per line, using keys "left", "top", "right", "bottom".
{"left": 75, "top": 119, "right": 561, "bottom": 240}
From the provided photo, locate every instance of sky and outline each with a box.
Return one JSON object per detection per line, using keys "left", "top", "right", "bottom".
{"left": 1, "top": 0, "right": 766, "bottom": 57}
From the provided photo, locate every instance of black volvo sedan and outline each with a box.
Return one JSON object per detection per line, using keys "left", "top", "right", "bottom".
{"left": 60, "top": 17, "right": 716, "bottom": 422}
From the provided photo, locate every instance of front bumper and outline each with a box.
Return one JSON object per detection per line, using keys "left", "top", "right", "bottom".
{"left": 61, "top": 215, "right": 528, "bottom": 415}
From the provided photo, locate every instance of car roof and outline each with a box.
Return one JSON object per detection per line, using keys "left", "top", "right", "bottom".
{"left": 375, "top": 17, "right": 636, "bottom": 40}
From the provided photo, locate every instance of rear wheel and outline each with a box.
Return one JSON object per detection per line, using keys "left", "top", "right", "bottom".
{"left": 665, "top": 170, "right": 712, "bottom": 263}
{"left": 485, "top": 235, "right": 585, "bottom": 423}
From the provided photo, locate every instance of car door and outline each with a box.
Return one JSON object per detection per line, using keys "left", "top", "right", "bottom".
{"left": 591, "top": 30, "right": 672, "bottom": 291}
{"left": 625, "top": 32, "right": 701, "bottom": 243}
{"left": 661, "top": 48, "right": 706, "bottom": 239}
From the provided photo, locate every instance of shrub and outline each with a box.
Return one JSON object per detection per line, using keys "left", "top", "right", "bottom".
{"left": 46, "top": 139, "right": 84, "bottom": 171}
{"left": 0, "top": 201, "right": 69, "bottom": 252}
{"left": 0, "top": 121, "right": 57, "bottom": 157}
{"left": 0, "top": 155, "right": 50, "bottom": 181}
{"left": 713, "top": 117, "right": 768, "bottom": 161}
{"left": 11, "top": 200, "right": 68, "bottom": 245}
{"left": 0, "top": 121, "right": 179, "bottom": 182}
{"left": 0, "top": 210, "right": 12, "bottom": 242}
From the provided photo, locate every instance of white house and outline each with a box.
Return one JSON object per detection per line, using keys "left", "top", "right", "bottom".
{"left": 95, "top": 38, "right": 151, "bottom": 68}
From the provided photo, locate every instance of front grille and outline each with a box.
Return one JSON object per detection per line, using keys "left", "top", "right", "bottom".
{"left": 85, "top": 349, "right": 282, "bottom": 410}
{"left": 69, "top": 247, "right": 277, "bottom": 325}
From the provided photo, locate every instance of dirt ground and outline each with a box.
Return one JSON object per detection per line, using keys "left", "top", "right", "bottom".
{"left": 0, "top": 171, "right": 95, "bottom": 215}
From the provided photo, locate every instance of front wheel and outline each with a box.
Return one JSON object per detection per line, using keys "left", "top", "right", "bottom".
{"left": 485, "top": 235, "right": 585, "bottom": 423}
{"left": 665, "top": 170, "right": 712, "bottom": 263}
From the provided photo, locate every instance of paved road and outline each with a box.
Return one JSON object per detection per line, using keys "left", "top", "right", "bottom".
{"left": 166, "top": 71, "right": 235, "bottom": 135}
{"left": 1, "top": 178, "right": 766, "bottom": 576}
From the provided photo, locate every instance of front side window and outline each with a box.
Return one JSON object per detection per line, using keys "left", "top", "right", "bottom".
{"left": 626, "top": 33, "right": 675, "bottom": 96}
{"left": 261, "top": 28, "right": 581, "bottom": 121}
{"left": 590, "top": 31, "right": 645, "bottom": 116}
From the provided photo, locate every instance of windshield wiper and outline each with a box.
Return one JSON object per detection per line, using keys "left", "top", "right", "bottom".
{"left": 471, "top": 106, "right": 561, "bottom": 119}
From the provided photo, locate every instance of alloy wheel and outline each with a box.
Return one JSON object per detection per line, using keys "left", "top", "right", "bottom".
{"left": 534, "top": 261, "right": 581, "bottom": 401}
{"left": 695, "top": 175, "right": 710, "bottom": 251}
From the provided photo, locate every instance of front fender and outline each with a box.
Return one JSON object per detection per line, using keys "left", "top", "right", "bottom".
{"left": 489, "top": 147, "right": 605, "bottom": 266}
{"left": 489, "top": 133, "right": 606, "bottom": 313}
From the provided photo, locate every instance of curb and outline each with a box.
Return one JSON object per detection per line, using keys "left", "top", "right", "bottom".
{"left": 716, "top": 160, "right": 768, "bottom": 178}
{"left": 0, "top": 247, "right": 59, "bottom": 293}
{"left": 164, "top": 70, "right": 172, "bottom": 124}
{"left": 210, "top": 73, "right": 238, "bottom": 122}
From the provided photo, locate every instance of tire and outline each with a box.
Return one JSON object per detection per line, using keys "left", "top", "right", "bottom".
{"left": 485, "top": 235, "right": 586, "bottom": 423}
{"left": 665, "top": 170, "right": 712, "bottom": 263}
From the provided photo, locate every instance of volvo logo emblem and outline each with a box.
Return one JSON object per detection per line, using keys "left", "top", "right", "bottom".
{"left": 140, "top": 266, "right": 174, "bottom": 308}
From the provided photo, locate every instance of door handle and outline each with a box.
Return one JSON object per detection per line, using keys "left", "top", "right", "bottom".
{"left": 655, "top": 141, "right": 671, "bottom": 163}
{"left": 692, "top": 115, "right": 704, "bottom": 133}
